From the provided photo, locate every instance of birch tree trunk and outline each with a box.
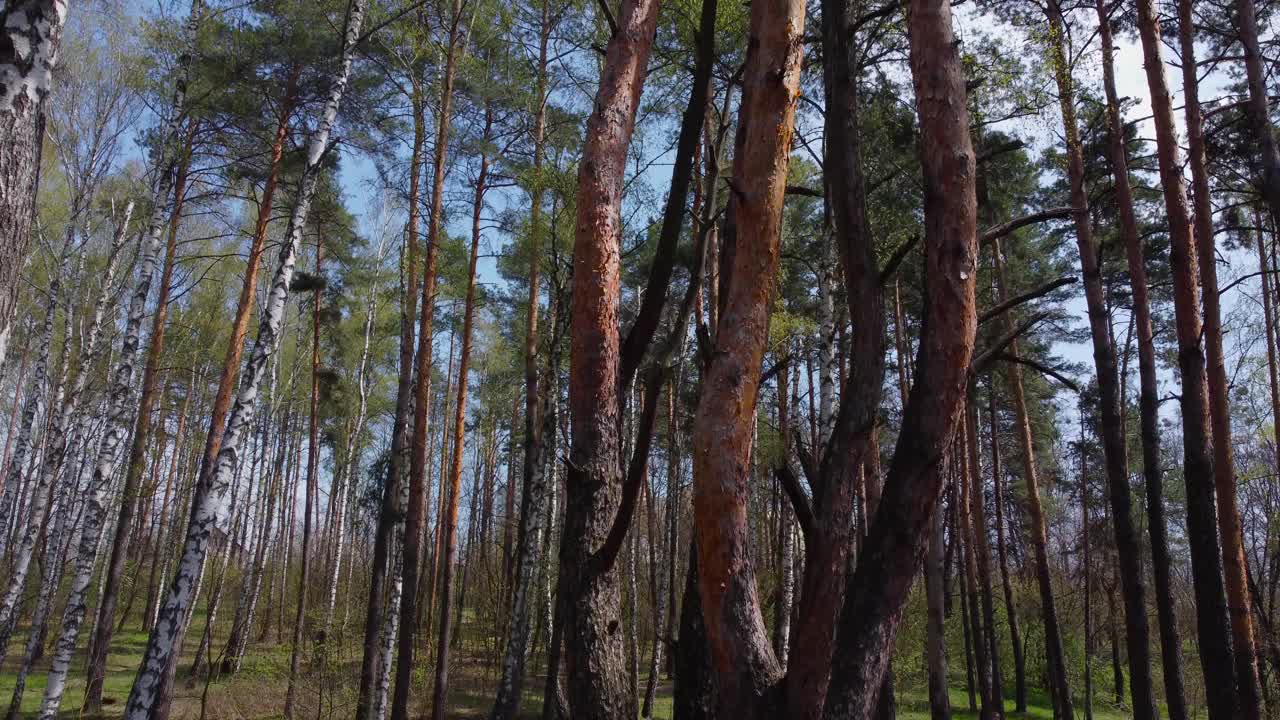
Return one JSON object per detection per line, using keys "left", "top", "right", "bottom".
{"left": 222, "top": 410, "right": 287, "bottom": 674}
{"left": 20, "top": 208, "right": 127, "bottom": 715}
{"left": 0, "top": 0, "right": 66, "bottom": 366}
{"left": 83, "top": 126, "right": 195, "bottom": 713}
{"left": 325, "top": 260, "right": 379, "bottom": 632}
{"left": 123, "top": 4, "right": 367, "bottom": 715}
{"left": 0, "top": 248, "right": 62, "bottom": 552}
{"left": 0, "top": 208, "right": 130, "bottom": 664}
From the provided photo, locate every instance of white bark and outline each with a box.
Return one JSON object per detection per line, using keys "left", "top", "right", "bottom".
{"left": 123, "top": 3, "right": 366, "bottom": 715}
{"left": 816, "top": 233, "right": 836, "bottom": 456}
{"left": 222, "top": 412, "right": 281, "bottom": 674}
{"left": 373, "top": 542, "right": 404, "bottom": 720}
{"left": 0, "top": 0, "right": 67, "bottom": 115}
{"left": 0, "top": 250, "right": 61, "bottom": 545}
{"left": 0, "top": 205, "right": 130, "bottom": 664}
{"left": 326, "top": 280, "right": 378, "bottom": 631}
{"left": 38, "top": 27, "right": 191, "bottom": 688}
{"left": 0, "top": 0, "right": 69, "bottom": 366}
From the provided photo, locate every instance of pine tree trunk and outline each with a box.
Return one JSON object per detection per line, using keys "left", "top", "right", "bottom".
{"left": 688, "top": 0, "right": 806, "bottom": 711}
{"left": 991, "top": 238, "right": 1071, "bottom": 716}
{"left": 988, "top": 398, "right": 1026, "bottom": 712}
{"left": 392, "top": 7, "right": 463, "bottom": 716}
{"left": 356, "top": 46, "right": 424, "bottom": 720}
{"left": 1092, "top": 3, "right": 1189, "bottom": 715}
{"left": 1044, "top": 2, "right": 1154, "bottom": 716}
{"left": 561, "top": 0, "right": 664, "bottom": 712}
{"left": 823, "top": 0, "right": 978, "bottom": 714}
{"left": 958, "top": 431, "right": 995, "bottom": 717}
{"left": 1256, "top": 211, "right": 1280, "bottom": 483}
{"left": 1133, "top": 1, "right": 1238, "bottom": 716}
{"left": 123, "top": 5, "right": 367, "bottom": 715}
{"left": 1235, "top": 0, "right": 1280, "bottom": 229}
{"left": 429, "top": 102, "right": 489, "bottom": 720}
{"left": 1178, "top": 3, "right": 1264, "bottom": 714}
{"left": 673, "top": 539, "right": 715, "bottom": 719}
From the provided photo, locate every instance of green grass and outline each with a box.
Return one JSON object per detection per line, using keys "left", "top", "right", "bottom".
{"left": 0, "top": 614, "right": 1129, "bottom": 720}
{"left": 897, "top": 685, "right": 1131, "bottom": 720}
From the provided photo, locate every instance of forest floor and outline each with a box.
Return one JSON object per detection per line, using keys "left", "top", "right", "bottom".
{"left": 0, "top": 615, "right": 1131, "bottom": 719}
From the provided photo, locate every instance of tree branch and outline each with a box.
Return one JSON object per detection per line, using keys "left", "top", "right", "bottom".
{"left": 979, "top": 206, "right": 1075, "bottom": 247}
{"left": 785, "top": 184, "right": 823, "bottom": 198}
{"left": 776, "top": 464, "right": 817, "bottom": 543}
{"left": 978, "top": 275, "right": 1076, "bottom": 325}
{"left": 592, "top": 365, "right": 666, "bottom": 575}
{"left": 970, "top": 312, "right": 1050, "bottom": 375}
{"left": 996, "top": 352, "right": 1080, "bottom": 392}
{"left": 878, "top": 235, "right": 920, "bottom": 285}
{"left": 793, "top": 429, "right": 818, "bottom": 491}
{"left": 593, "top": 0, "right": 618, "bottom": 36}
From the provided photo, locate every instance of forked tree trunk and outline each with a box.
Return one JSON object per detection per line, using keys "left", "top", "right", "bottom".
{"left": 688, "top": 0, "right": 805, "bottom": 713}
{"left": 1091, "top": 2, "right": 1188, "bottom": 715}
{"left": 1133, "top": 1, "right": 1238, "bottom": 716}
{"left": 561, "top": 0, "right": 663, "bottom": 713}
{"left": 123, "top": 4, "right": 366, "bottom": 716}
{"left": 822, "top": 0, "right": 978, "bottom": 715}
{"left": 1045, "top": 2, "right": 1153, "bottom": 716}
